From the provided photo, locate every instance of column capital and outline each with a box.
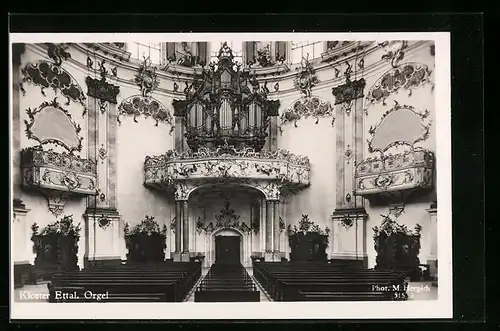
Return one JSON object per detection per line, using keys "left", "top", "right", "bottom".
{"left": 85, "top": 76, "right": 120, "bottom": 104}
{"left": 331, "top": 78, "right": 366, "bottom": 104}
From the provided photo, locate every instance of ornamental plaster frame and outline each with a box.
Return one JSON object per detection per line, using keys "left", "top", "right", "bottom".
{"left": 367, "top": 101, "right": 432, "bottom": 154}
{"left": 24, "top": 97, "right": 84, "bottom": 154}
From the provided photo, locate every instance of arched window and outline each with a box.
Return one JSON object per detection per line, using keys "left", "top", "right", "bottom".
{"left": 126, "top": 42, "right": 162, "bottom": 64}
{"left": 290, "top": 41, "right": 324, "bottom": 63}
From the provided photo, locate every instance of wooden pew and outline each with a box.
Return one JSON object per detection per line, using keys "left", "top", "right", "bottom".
{"left": 252, "top": 262, "right": 407, "bottom": 302}
{"left": 48, "top": 262, "right": 202, "bottom": 302}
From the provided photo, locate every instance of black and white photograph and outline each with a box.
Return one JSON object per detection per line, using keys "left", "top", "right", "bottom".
{"left": 10, "top": 33, "right": 452, "bottom": 319}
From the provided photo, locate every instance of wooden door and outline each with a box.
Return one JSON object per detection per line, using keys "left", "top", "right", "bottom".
{"left": 215, "top": 236, "right": 240, "bottom": 265}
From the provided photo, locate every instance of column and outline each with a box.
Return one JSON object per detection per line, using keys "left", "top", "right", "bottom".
{"left": 426, "top": 202, "right": 438, "bottom": 284}
{"left": 265, "top": 200, "right": 278, "bottom": 262}
{"left": 175, "top": 201, "right": 182, "bottom": 252}
{"left": 12, "top": 43, "right": 25, "bottom": 204}
{"left": 12, "top": 44, "right": 32, "bottom": 285}
{"left": 331, "top": 78, "right": 368, "bottom": 265}
{"left": 13, "top": 203, "right": 33, "bottom": 287}
{"left": 84, "top": 68, "right": 123, "bottom": 268}
{"left": 272, "top": 201, "right": 281, "bottom": 261}
{"left": 181, "top": 201, "right": 190, "bottom": 261}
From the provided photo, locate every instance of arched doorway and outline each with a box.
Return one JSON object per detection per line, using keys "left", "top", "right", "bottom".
{"left": 214, "top": 229, "right": 242, "bottom": 265}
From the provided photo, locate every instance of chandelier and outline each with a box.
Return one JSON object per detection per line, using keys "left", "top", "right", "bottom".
{"left": 173, "top": 42, "right": 280, "bottom": 152}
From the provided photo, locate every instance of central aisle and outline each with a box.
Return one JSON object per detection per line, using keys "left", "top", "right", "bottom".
{"left": 184, "top": 267, "right": 271, "bottom": 302}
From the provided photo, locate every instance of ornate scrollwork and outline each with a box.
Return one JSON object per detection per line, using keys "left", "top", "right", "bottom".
{"left": 367, "top": 102, "right": 431, "bottom": 153}
{"left": 294, "top": 55, "right": 319, "bottom": 98}
{"left": 331, "top": 78, "right": 366, "bottom": 105}
{"left": 117, "top": 95, "right": 174, "bottom": 131}
{"left": 46, "top": 43, "right": 71, "bottom": 66}
{"left": 97, "top": 215, "right": 112, "bottom": 230}
{"left": 279, "top": 97, "right": 335, "bottom": 133}
{"left": 20, "top": 61, "right": 87, "bottom": 114}
{"left": 355, "top": 148, "right": 434, "bottom": 198}
{"left": 340, "top": 216, "right": 354, "bottom": 229}
{"left": 378, "top": 40, "right": 409, "bottom": 68}
{"left": 173, "top": 42, "right": 280, "bottom": 152}
{"left": 85, "top": 62, "right": 120, "bottom": 104}
{"left": 135, "top": 56, "right": 160, "bottom": 97}
{"left": 21, "top": 146, "right": 97, "bottom": 200}
{"left": 195, "top": 201, "right": 252, "bottom": 235}
{"left": 24, "top": 97, "right": 83, "bottom": 153}
{"left": 21, "top": 146, "right": 96, "bottom": 175}
{"left": 365, "top": 63, "right": 433, "bottom": 109}
{"left": 145, "top": 143, "right": 311, "bottom": 201}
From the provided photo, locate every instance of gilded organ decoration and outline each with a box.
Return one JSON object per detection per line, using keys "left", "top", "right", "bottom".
{"left": 173, "top": 42, "right": 280, "bottom": 152}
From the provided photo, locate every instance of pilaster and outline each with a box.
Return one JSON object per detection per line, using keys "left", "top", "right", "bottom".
{"left": 426, "top": 201, "right": 438, "bottom": 282}
{"left": 83, "top": 208, "right": 124, "bottom": 268}
{"left": 331, "top": 78, "right": 367, "bottom": 263}
{"left": 272, "top": 200, "right": 281, "bottom": 261}
{"left": 12, "top": 44, "right": 25, "bottom": 201}
{"left": 331, "top": 207, "right": 368, "bottom": 265}
{"left": 12, "top": 202, "right": 32, "bottom": 264}
{"left": 84, "top": 69, "right": 123, "bottom": 267}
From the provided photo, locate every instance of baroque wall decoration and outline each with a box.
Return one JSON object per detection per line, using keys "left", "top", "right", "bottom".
{"left": 144, "top": 143, "right": 311, "bottom": 201}
{"left": 135, "top": 56, "right": 160, "bottom": 97}
{"left": 117, "top": 95, "right": 174, "bottom": 131}
{"left": 98, "top": 144, "right": 107, "bottom": 163}
{"left": 20, "top": 61, "right": 88, "bottom": 116}
{"left": 378, "top": 40, "right": 409, "bottom": 68}
{"left": 278, "top": 97, "right": 335, "bottom": 133}
{"left": 364, "top": 63, "right": 433, "bottom": 109}
{"left": 354, "top": 148, "right": 434, "bottom": 199}
{"left": 24, "top": 97, "right": 83, "bottom": 153}
{"left": 21, "top": 146, "right": 98, "bottom": 217}
{"left": 46, "top": 43, "right": 71, "bottom": 66}
{"left": 294, "top": 55, "right": 319, "bottom": 98}
{"left": 85, "top": 61, "right": 121, "bottom": 104}
{"left": 195, "top": 201, "right": 251, "bottom": 235}
{"left": 367, "top": 102, "right": 431, "bottom": 153}
{"left": 344, "top": 145, "right": 353, "bottom": 164}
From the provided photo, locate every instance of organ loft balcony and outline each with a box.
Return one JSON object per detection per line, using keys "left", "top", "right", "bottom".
{"left": 144, "top": 42, "right": 311, "bottom": 200}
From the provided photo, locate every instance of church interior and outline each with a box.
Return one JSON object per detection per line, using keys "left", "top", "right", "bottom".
{"left": 11, "top": 39, "right": 438, "bottom": 302}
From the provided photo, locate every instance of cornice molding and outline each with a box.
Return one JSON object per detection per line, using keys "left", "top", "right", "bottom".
{"left": 24, "top": 40, "right": 433, "bottom": 102}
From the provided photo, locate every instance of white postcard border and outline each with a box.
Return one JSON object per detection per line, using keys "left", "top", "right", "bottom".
{"left": 9, "top": 32, "right": 452, "bottom": 320}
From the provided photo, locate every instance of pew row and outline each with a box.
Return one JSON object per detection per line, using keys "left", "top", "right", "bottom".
{"left": 253, "top": 262, "right": 408, "bottom": 301}
{"left": 47, "top": 262, "right": 202, "bottom": 302}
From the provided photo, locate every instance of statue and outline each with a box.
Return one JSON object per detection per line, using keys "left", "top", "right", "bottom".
{"left": 177, "top": 42, "right": 194, "bottom": 67}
